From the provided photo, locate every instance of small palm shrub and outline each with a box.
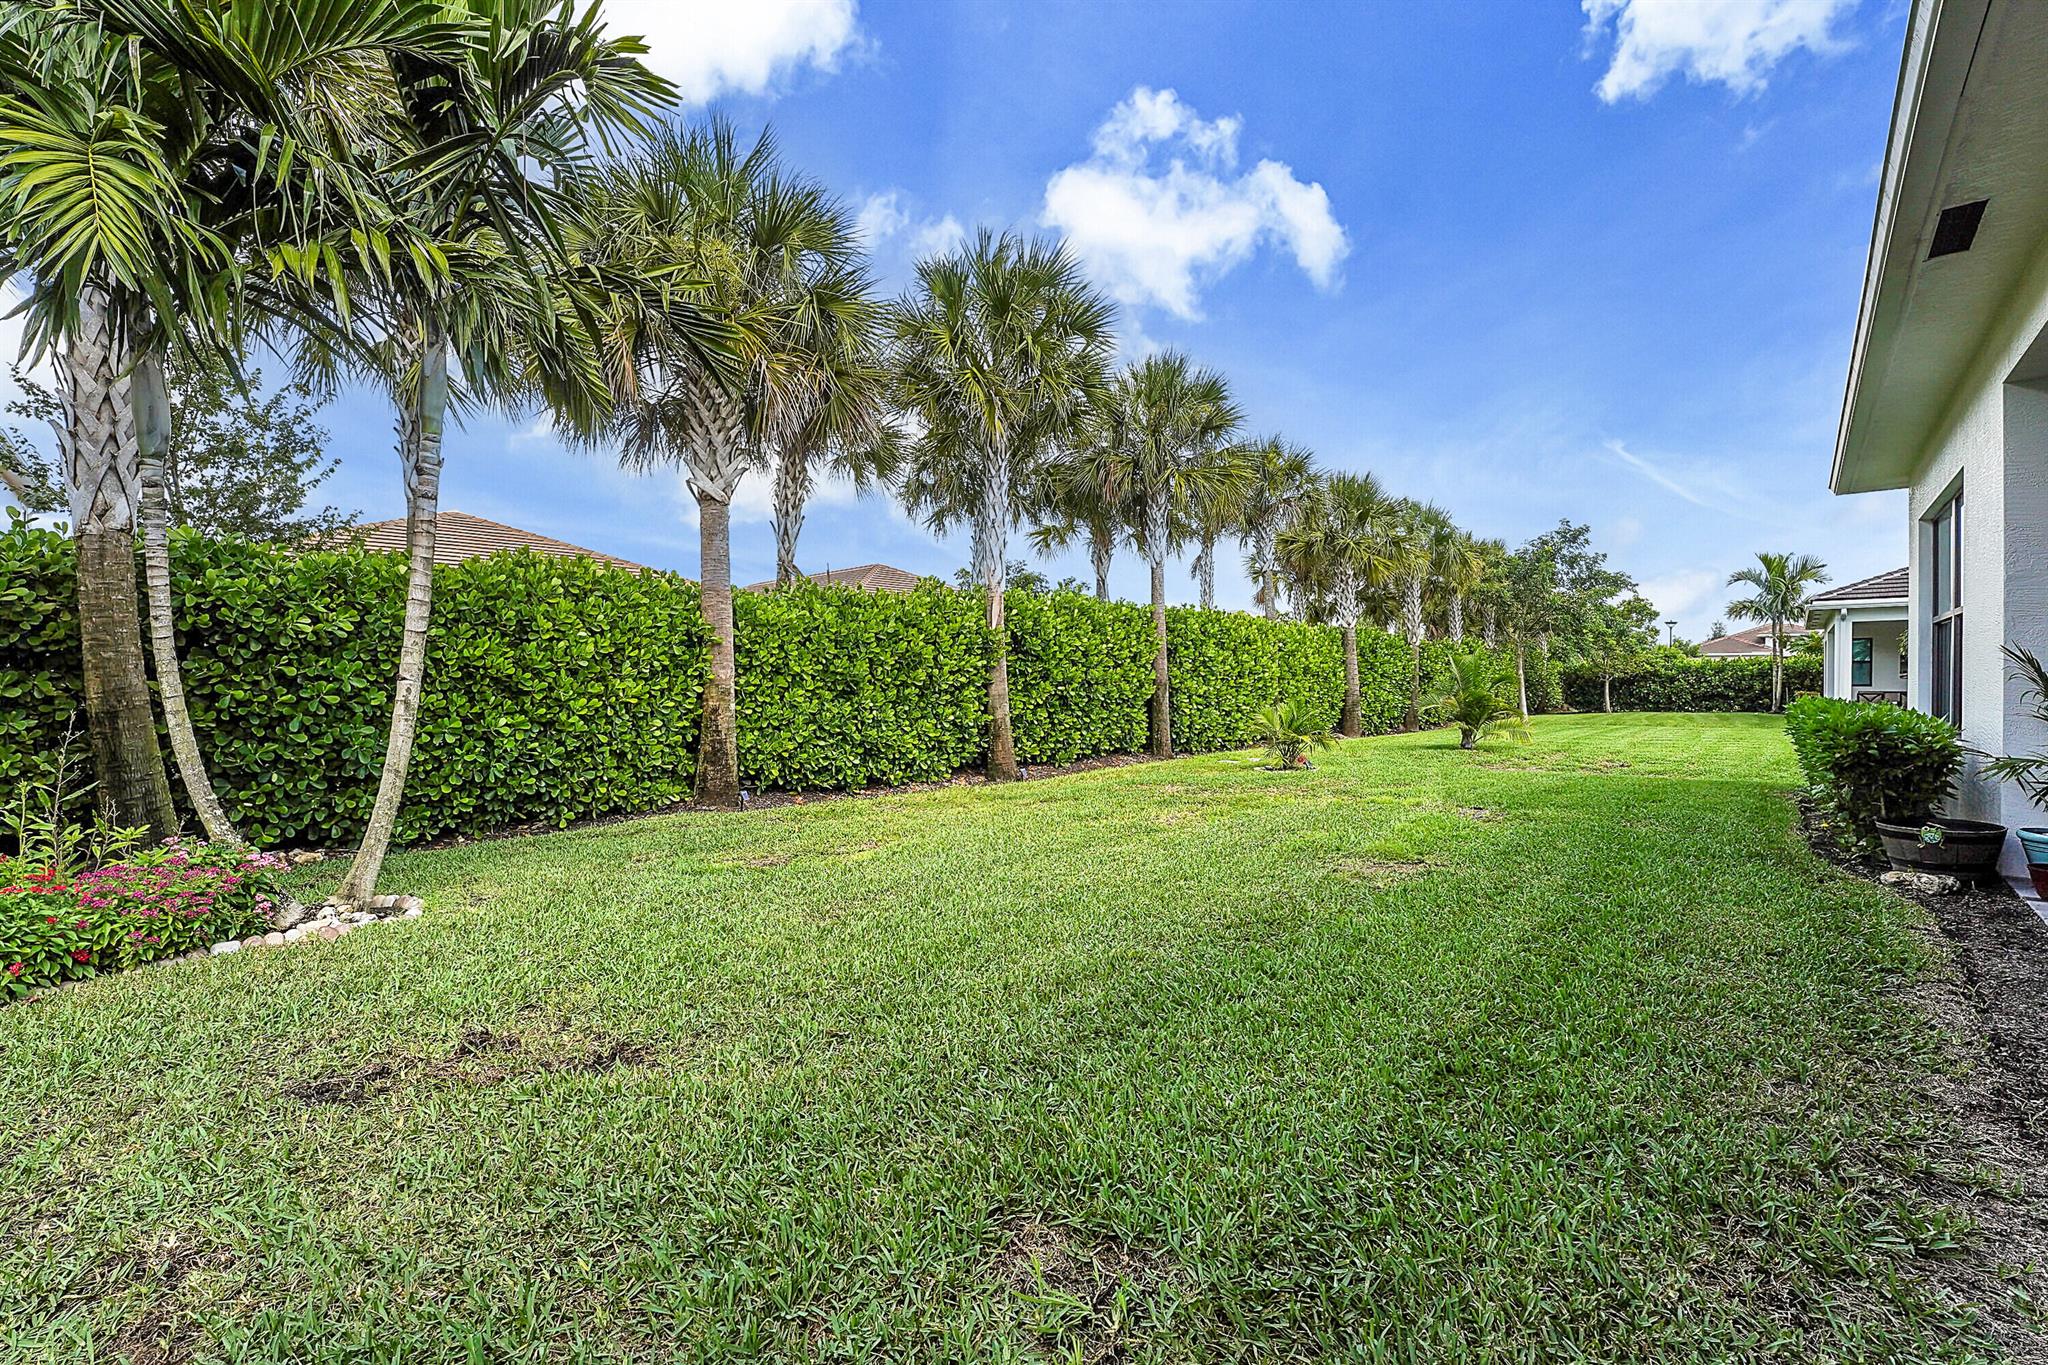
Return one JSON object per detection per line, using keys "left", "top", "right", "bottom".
{"left": 1784, "top": 697, "right": 1961, "bottom": 855}
{"left": 1253, "top": 700, "right": 1335, "bottom": 769}
{"left": 1980, "top": 645, "right": 2048, "bottom": 813}
{"left": 1425, "top": 652, "right": 1530, "bottom": 750}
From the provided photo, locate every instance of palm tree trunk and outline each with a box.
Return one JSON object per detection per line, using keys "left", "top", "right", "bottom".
{"left": 1149, "top": 552, "right": 1171, "bottom": 757}
{"left": 1770, "top": 616, "right": 1785, "bottom": 711}
{"left": 1400, "top": 572, "right": 1425, "bottom": 732}
{"left": 1253, "top": 526, "right": 1281, "bottom": 620}
{"left": 134, "top": 346, "right": 240, "bottom": 846}
{"left": 1447, "top": 593, "right": 1464, "bottom": 643}
{"left": 1341, "top": 624, "right": 1361, "bottom": 738}
{"left": 979, "top": 439, "right": 1020, "bottom": 780}
{"left": 1196, "top": 529, "right": 1217, "bottom": 610}
{"left": 335, "top": 328, "right": 448, "bottom": 905}
{"left": 1515, "top": 643, "right": 1529, "bottom": 720}
{"left": 59, "top": 287, "right": 176, "bottom": 839}
{"left": 771, "top": 445, "right": 809, "bottom": 587}
{"left": 695, "top": 490, "right": 742, "bottom": 805}
{"left": 1482, "top": 604, "right": 1497, "bottom": 649}
{"left": 1090, "top": 521, "right": 1112, "bottom": 602}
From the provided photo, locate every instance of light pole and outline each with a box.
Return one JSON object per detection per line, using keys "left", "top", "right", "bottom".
{"left": 1665, "top": 619, "right": 1677, "bottom": 647}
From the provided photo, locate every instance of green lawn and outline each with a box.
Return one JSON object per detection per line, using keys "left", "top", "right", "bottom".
{"left": 0, "top": 715, "right": 1999, "bottom": 1361}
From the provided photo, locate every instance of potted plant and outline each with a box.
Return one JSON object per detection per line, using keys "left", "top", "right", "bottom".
{"left": 1253, "top": 700, "right": 1334, "bottom": 771}
{"left": 1980, "top": 644, "right": 2048, "bottom": 897}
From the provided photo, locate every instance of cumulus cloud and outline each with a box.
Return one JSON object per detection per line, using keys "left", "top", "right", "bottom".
{"left": 604, "top": 0, "right": 861, "bottom": 105}
{"left": 855, "top": 191, "right": 966, "bottom": 277}
{"left": 1582, "top": 0, "right": 1852, "bottom": 102}
{"left": 1639, "top": 567, "right": 1724, "bottom": 621}
{"left": 1042, "top": 86, "right": 1347, "bottom": 320}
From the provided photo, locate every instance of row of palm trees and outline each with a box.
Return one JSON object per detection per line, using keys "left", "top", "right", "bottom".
{"left": 0, "top": 0, "right": 1508, "bottom": 907}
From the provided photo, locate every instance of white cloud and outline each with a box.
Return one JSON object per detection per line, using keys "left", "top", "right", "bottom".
{"left": 1042, "top": 86, "right": 1348, "bottom": 321}
{"left": 855, "top": 191, "right": 966, "bottom": 277}
{"left": 1582, "top": 0, "right": 1852, "bottom": 103}
{"left": 1639, "top": 567, "right": 1724, "bottom": 621}
{"left": 604, "top": 0, "right": 861, "bottom": 105}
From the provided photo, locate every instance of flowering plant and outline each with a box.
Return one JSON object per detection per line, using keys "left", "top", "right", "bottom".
{"left": 1, "top": 841, "right": 287, "bottom": 997}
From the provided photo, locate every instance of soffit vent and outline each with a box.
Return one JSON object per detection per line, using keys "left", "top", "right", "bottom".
{"left": 1928, "top": 199, "right": 1989, "bottom": 259}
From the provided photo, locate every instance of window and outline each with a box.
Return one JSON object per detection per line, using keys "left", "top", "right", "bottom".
{"left": 1927, "top": 489, "right": 1963, "bottom": 724}
{"left": 1851, "top": 636, "right": 1872, "bottom": 688}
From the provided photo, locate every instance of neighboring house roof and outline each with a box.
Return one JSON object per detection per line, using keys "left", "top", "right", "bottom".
{"left": 1809, "top": 567, "right": 1910, "bottom": 607}
{"left": 1698, "top": 624, "right": 1812, "bottom": 657}
{"left": 744, "top": 563, "right": 927, "bottom": 594}
{"left": 345, "top": 511, "right": 649, "bottom": 572}
{"left": 1833, "top": 0, "right": 2048, "bottom": 493}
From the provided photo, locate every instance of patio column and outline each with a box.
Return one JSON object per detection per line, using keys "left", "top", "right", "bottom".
{"left": 1830, "top": 611, "right": 1857, "bottom": 699}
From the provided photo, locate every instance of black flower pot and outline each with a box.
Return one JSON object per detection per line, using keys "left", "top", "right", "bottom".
{"left": 1874, "top": 817, "right": 2008, "bottom": 885}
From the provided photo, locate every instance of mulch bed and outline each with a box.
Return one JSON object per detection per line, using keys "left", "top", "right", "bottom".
{"left": 1799, "top": 799, "right": 2048, "bottom": 1356}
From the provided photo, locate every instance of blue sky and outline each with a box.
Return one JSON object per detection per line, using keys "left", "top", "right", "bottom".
{"left": 5, "top": 0, "right": 1911, "bottom": 639}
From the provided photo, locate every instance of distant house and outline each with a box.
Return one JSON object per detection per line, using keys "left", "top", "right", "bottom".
{"left": 1829, "top": 0, "right": 2048, "bottom": 878}
{"left": 1806, "top": 568, "right": 1910, "bottom": 703}
{"left": 1697, "top": 624, "right": 1810, "bottom": 659}
{"left": 744, "top": 563, "right": 927, "bottom": 594}
{"left": 347, "top": 511, "right": 650, "bottom": 573}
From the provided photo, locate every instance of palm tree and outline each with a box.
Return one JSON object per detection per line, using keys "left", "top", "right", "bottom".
{"left": 1238, "top": 439, "right": 1317, "bottom": 620}
{"left": 1187, "top": 443, "right": 1258, "bottom": 611}
{"left": 567, "top": 121, "right": 846, "bottom": 811}
{"left": 767, "top": 262, "right": 889, "bottom": 585}
{"left": 1434, "top": 528, "right": 1488, "bottom": 643}
{"left": 323, "top": 0, "right": 670, "bottom": 905}
{"left": 1394, "top": 501, "right": 1451, "bottom": 732}
{"left": 1425, "top": 651, "right": 1530, "bottom": 749}
{"left": 1027, "top": 449, "right": 1129, "bottom": 601}
{"left": 1276, "top": 472, "right": 1398, "bottom": 737}
{"left": 1726, "top": 551, "right": 1829, "bottom": 712}
{"left": 1091, "top": 352, "right": 1247, "bottom": 756}
{"left": 0, "top": 0, "right": 458, "bottom": 840}
{"left": 891, "top": 230, "right": 1113, "bottom": 780}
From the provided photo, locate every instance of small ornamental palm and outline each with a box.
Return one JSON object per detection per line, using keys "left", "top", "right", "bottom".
{"left": 1425, "top": 652, "right": 1531, "bottom": 750}
{"left": 1254, "top": 700, "right": 1335, "bottom": 770}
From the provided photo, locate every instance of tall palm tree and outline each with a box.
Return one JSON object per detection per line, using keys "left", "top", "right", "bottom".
{"left": 1276, "top": 472, "right": 1397, "bottom": 737}
{"left": 767, "top": 261, "right": 889, "bottom": 585}
{"left": 324, "top": 0, "right": 670, "bottom": 905}
{"left": 891, "top": 230, "right": 1113, "bottom": 780}
{"left": 0, "top": 0, "right": 453, "bottom": 840}
{"left": 1726, "top": 551, "right": 1830, "bottom": 712}
{"left": 1238, "top": 438, "right": 1317, "bottom": 620}
{"left": 1188, "top": 443, "right": 1258, "bottom": 611}
{"left": 1434, "top": 527, "right": 1488, "bottom": 643}
{"left": 568, "top": 120, "right": 845, "bottom": 810}
{"left": 1397, "top": 502, "right": 1457, "bottom": 731}
{"left": 1027, "top": 449, "right": 1129, "bottom": 602}
{"left": 1091, "top": 352, "right": 1246, "bottom": 756}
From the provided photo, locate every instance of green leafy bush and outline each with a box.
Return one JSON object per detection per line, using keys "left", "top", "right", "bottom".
{"left": 2, "top": 841, "right": 281, "bottom": 995}
{"left": 1784, "top": 697, "right": 1961, "bottom": 854}
{"left": 1426, "top": 652, "right": 1530, "bottom": 749}
{"left": 1560, "top": 656, "right": 1820, "bottom": 712}
{"left": 2, "top": 523, "right": 1475, "bottom": 847}
{"left": 1253, "top": 699, "right": 1334, "bottom": 769}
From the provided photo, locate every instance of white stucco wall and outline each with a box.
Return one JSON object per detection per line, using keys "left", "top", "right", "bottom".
{"left": 1902, "top": 240, "right": 2048, "bottom": 869}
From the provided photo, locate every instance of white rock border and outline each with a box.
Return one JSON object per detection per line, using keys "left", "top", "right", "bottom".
{"left": 207, "top": 895, "right": 426, "bottom": 956}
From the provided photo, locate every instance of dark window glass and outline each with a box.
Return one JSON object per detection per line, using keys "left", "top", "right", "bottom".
{"left": 1851, "top": 637, "right": 1872, "bottom": 688}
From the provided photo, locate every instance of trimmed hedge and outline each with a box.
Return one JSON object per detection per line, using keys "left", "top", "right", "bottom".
{"left": 1560, "top": 655, "right": 1822, "bottom": 713}
{"left": 1785, "top": 696, "right": 1960, "bottom": 854}
{"left": 2, "top": 523, "right": 1474, "bottom": 848}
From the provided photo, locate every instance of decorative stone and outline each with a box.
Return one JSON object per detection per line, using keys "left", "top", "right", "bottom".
{"left": 317, "top": 925, "right": 342, "bottom": 942}
{"left": 210, "top": 940, "right": 241, "bottom": 955}
{"left": 262, "top": 932, "right": 285, "bottom": 948}
{"left": 397, "top": 896, "right": 425, "bottom": 915}
{"left": 402, "top": 907, "right": 423, "bottom": 919}
{"left": 1879, "top": 869, "right": 1963, "bottom": 895}
{"left": 290, "top": 850, "right": 325, "bottom": 865}
{"left": 284, "top": 927, "right": 304, "bottom": 943}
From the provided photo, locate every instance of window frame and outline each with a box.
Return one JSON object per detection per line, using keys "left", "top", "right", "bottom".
{"left": 1926, "top": 488, "right": 1964, "bottom": 725}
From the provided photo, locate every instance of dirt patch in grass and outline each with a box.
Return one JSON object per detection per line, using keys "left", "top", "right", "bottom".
{"left": 283, "top": 1025, "right": 657, "bottom": 1104}
{"left": 1333, "top": 857, "right": 1432, "bottom": 885}
{"left": 988, "top": 1215, "right": 1179, "bottom": 1362}
{"left": 1800, "top": 801, "right": 2048, "bottom": 1355}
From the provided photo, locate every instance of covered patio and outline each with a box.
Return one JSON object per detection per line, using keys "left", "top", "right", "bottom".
{"left": 1807, "top": 568, "right": 1910, "bottom": 704}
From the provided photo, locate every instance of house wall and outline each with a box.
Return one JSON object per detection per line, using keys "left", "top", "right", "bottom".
{"left": 1903, "top": 240, "right": 2048, "bottom": 869}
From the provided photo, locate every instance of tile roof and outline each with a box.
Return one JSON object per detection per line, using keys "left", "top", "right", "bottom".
{"left": 342, "top": 511, "right": 649, "bottom": 572}
{"left": 744, "top": 563, "right": 928, "bottom": 594}
{"left": 1808, "top": 567, "right": 1909, "bottom": 604}
{"left": 1697, "top": 623, "right": 1811, "bottom": 656}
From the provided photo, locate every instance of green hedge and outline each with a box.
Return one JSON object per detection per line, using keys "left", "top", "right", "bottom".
{"left": 1559, "top": 655, "right": 1822, "bottom": 712}
{"left": 2, "top": 522, "right": 1465, "bottom": 848}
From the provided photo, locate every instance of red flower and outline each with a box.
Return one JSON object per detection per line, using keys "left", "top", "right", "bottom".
{"left": 6, "top": 963, "right": 20, "bottom": 977}
{"left": 69, "top": 949, "right": 90, "bottom": 963}
{"left": 45, "top": 916, "right": 56, "bottom": 925}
